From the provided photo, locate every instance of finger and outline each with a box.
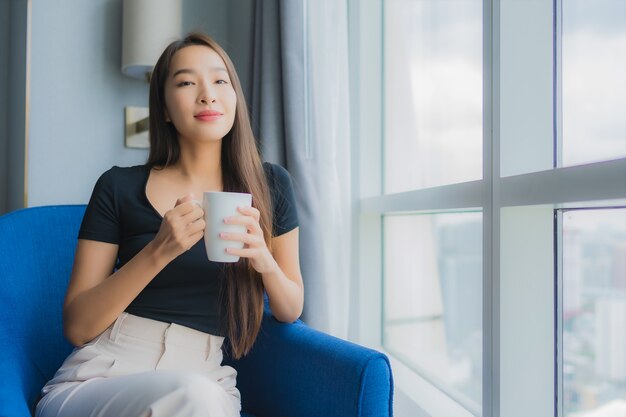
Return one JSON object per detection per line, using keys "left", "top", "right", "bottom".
{"left": 174, "top": 200, "right": 202, "bottom": 218}
{"left": 187, "top": 219, "right": 206, "bottom": 235}
{"left": 165, "top": 202, "right": 194, "bottom": 221}
{"left": 189, "top": 230, "right": 204, "bottom": 244}
{"left": 181, "top": 205, "right": 204, "bottom": 223}
{"left": 219, "top": 232, "right": 259, "bottom": 246}
{"left": 175, "top": 193, "right": 195, "bottom": 207}
{"left": 224, "top": 216, "right": 261, "bottom": 230}
{"left": 237, "top": 206, "right": 260, "bottom": 221}
{"left": 224, "top": 247, "right": 255, "bottom": 258}
{"left": 224, "top": 215, "right": 262, "bottom": 234}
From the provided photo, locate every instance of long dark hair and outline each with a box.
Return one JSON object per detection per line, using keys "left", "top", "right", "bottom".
{"left": 147, "top": 32, "right": 271, "bottom": 359}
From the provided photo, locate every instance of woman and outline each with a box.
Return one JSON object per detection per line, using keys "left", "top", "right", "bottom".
{"left": 36, "top": 32, "right": 303, "bottom": 417}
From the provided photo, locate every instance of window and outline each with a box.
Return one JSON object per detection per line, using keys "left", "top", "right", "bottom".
{"left": 350, "top": 0, "right": 626, "bottom": 416}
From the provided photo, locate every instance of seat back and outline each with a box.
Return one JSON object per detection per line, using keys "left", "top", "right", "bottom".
{"left": 0, "top": 205, "right": 86, "bottom": 416}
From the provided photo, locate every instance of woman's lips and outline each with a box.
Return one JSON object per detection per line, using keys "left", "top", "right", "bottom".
{"left": 195, "top": 114, "right": 222, "bottom": 122}
{"left": 194, "top": 110, "right": 223, "bottom": 122}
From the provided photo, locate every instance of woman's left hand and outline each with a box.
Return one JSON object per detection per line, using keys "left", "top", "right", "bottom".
{"left": 221, "top": 206, "right": 278, "bottom": 274}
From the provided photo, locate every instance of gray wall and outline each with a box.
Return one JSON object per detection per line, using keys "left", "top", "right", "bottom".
{"left": 18, "top": 0, "right": 239, "bottom": 208}
{"left": 0, "top": 0, "right": 9, "bottom": 214}
{"left": 27, "top": 0, "right": 149, "bottom": 207}
{"left": 7, "top": 0, "right": 27, "bottom": 213}
{"left": 184, "top": 0, "right": 228, "bottom": 44}
{"left": 226, "top": 0, "right": 255, "bottom": 102}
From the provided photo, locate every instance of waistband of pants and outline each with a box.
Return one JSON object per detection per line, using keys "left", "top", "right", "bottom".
{"left": 109, "top": 312, "right": 225, "bottom": 352}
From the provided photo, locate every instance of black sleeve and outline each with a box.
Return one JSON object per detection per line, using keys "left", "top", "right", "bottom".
{"left": 265, "top": 163, "right": 299, "bottom": 237}
{"left": 78, "top": 168, "right": 121, "bottom": 244}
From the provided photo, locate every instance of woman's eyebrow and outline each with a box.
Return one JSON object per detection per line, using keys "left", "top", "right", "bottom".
{"left": 172, "top": 68, "right": 195, "bottom": 78}
{"left": 172, "top": 67, "right": 228, "bottom": 78}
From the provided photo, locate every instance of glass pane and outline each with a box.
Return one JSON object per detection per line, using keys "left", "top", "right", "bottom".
{"left": 561, "top": 0, "right": 626, "bottom": 166}
{"left": 383, "top": 212, "right": 482, "bottom": 407}
{"left": 562, "top": 208, "right": 626, "bottom": 415}
{"left": 383, "top": 0, "right": 482, "bottom": 194}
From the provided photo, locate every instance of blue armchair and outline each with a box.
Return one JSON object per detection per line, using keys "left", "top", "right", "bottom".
{"left": 0, "top": 205, "right": 393, "bottom": 417}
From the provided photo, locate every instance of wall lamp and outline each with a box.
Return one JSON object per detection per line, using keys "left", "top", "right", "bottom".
{"left": 122, "top": 0, "right": 181, "bottom": 148}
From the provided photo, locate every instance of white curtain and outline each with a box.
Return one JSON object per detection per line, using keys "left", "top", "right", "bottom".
{"left": 302, "top": 0, "right": 352, "bottom": 338}
{"left": 250, "top": 0, "right": 352, "bottom": 338}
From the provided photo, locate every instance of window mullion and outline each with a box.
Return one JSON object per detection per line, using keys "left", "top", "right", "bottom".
{"left": 485, "top": 0, "right": 497, "bottom": 416}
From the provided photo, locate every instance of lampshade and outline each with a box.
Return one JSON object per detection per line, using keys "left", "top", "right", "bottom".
{"left": 122, "top": 0, "right": 182, "bottom": 80}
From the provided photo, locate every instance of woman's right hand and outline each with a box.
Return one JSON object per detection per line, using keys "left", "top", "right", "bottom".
{"left": 151, "top": 194, "right": 205, "bottom": 262}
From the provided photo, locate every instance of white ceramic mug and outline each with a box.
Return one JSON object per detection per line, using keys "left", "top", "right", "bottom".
{"left": 202, "top": 191, "right": 252, "bottom": 263}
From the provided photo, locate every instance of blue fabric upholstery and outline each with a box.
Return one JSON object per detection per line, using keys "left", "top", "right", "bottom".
{"left": 0, "top": 205, "right": 393, "bottom": 417}
{"left": 226, "top": 312, "right": 394, "bottom": 417}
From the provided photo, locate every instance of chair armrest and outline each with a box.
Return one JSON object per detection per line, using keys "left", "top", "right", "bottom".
{"left": 227, "top": 309, "right": 393, "bottom": 417}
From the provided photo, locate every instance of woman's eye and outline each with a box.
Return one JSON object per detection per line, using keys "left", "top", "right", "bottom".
{"left": 177, "top": 81, "right": 194, "bottom": 87}
{"left": 216, "top": 79, "right": 229, "bottom": 85}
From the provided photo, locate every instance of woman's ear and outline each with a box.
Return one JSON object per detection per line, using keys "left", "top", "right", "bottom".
{"left": 164, "top": 108, "right": 171, "bottom": 123}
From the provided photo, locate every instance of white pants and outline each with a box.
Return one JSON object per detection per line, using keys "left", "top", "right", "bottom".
{"left": 35, "top": 313, "right": 241, "bottom": 417}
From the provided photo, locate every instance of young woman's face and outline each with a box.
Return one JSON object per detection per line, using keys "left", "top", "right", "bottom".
{"left": 164, "top": 45, "right": 237, "bottom": 144}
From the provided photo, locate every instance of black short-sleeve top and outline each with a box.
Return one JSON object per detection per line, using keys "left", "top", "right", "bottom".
{"left": 78, "top": 162, "right": 299, "bottom": 336}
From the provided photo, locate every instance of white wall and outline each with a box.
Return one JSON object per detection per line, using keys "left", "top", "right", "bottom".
{"left": 25, "top": 0, "right": 239, "bottom": 207}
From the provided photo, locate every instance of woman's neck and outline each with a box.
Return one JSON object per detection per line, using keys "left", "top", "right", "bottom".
{"left": 173, "top": 140, "right": 223, "bottom": 190}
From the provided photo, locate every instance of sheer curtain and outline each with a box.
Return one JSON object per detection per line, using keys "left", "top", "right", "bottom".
{"left": 250, "top": 0, "right": 351, "bottom": 338}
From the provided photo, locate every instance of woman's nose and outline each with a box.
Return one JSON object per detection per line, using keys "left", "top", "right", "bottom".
{"left": 198, "top": 85, "right": 216, "bottom": 105}
{"left": 199, "top": 95, "right": 216, "bottom": 105}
